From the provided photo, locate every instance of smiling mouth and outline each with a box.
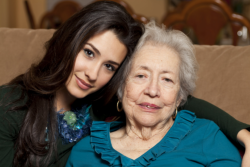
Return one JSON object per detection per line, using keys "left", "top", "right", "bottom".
{"left": 145, "top": 105, "right": 156, "bottom": 109}
{"left": 75, "top": 75, "right": 93, "bottom": 89}
{"left": 139, "top": 103, "right": 161, "bottom": 109}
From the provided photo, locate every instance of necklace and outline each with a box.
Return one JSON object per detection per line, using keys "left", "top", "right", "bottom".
{"left": 45, "top": 103, "right": 93, "bottom": 147}
{"left": 57, "top": 104, "right": 93, "bottom": 144}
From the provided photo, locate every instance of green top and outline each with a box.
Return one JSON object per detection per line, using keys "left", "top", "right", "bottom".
{"left": 0, "top": 85, "right": 249, "bottom": 166}
{"left": 0, "top": 86, "right": 75, "bottom": 167}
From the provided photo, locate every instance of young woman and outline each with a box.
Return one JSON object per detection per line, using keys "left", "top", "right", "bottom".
{"left": 0, "top": 1, "right": 143, "bottom": 167}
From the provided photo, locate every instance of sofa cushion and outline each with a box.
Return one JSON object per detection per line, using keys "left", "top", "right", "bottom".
{"left": 0, "top": 28, "right": 55, "bottom": 86}
{"left": 194, "top": 45, "right": 250, "bottom": 124}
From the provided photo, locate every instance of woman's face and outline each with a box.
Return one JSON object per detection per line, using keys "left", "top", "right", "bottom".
{"left": 66, "top": 30, "right": 127, "bottom": 99}
{"left": 122, "top": 43, "right": 181, "bottom": 127}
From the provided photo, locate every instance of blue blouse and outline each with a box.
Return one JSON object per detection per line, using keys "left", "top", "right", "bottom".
{"left": 66, "top": 110, "right": 241, "bottom": 167}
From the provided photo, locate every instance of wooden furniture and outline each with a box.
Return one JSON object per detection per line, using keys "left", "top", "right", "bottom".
{"left": 162, "top": 0, "right": 250, "bottom": 45}
{"left": 39, "top": 0, "right": 82, "bottom": 29}
{"left": 24, "top": 0, "right": 82, "bottom": 29}
{"left": 95, "top": 0, "right": 149, "bottom": 24}
{"left": 25, "top": 0, "right": 148, "bottom": 29}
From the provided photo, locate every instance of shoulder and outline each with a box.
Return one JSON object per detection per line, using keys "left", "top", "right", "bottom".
{"left": 190, "top": 117, "right": 221, "bottom": 139}
{"left": 173, "top": 110, "right": 220, "bottom": 144}
{"left": 175, "top": 111, "right": 241, "bottom": 166}
{"left": 0, "top": 84, "right": 22, "bottom": 94}
{"left": 195, "top": 120, "right": 242, "bottom": 165}
{"left": 0, "top": 85, "right": 27, "bottom": 136}
{"left": 67, "top": 135, "right": 108, "bottom": 167}
{"left": 177, "top": 110, "right": 220, "bottom": 138}
{"left": 71, "top": 121, "right": 113, "bottom": 152}
{"left": 71, "top": 135, "right": 92, "bottom": 153}
{"left": 67, "top": 121, "right": 123, "bottom": 166}
{"left": 67, "top": 121, "right": 125, "bottom": 167}
{"left": 194, "top": 118, "right": 240, "bottom": 155}
{"left": 0, "top": 84, "right": 27, "bottom": 115}
{"left": 67, "top": 136, "right": 92, "bottom": 166}
{"left": 193, "top": 118, "right": 219, "bottom": 130}
{"left": 0, "top": 85, "right": 26, "bottom": 164}
{"left": 0, "top": 85, "right": 25, "bottom": 103}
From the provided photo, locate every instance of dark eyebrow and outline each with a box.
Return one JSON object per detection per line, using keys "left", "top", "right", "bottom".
{"left": 107, "top": 60, "right": 120, "bottom": 66}
{"left": 85, "top": 43, "right": 100, "bottom": 55}
{"left": 139, "top": 65, "right": 174, "bottom": 74}
{"left": 86, "top": 43, "right": 120, "bottom": 67}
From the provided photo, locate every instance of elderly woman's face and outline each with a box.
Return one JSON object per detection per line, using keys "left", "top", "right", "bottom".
{"left": 122, "top": 43, "right": 181, "bottom": 127}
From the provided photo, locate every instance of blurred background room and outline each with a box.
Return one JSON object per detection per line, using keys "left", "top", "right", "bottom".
{"left": 0, "top": 0, "right": 250, "bottom": 45}
{"left": 1, "top": 0, "right": 250, "bottom": 127}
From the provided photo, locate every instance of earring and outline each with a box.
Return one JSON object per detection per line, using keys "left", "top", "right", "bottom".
{"left": 117, "top": 101, "right": 123, "bottom": 112}
{"left": 172, "top": 108, "right": 178, "bottom": 119}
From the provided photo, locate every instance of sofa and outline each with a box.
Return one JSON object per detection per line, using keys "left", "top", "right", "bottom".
{"left": 0, "top": 28, "right": 250, "bottom": 125}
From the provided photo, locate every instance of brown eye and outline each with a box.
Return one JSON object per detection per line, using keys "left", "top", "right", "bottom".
{"left": 105, "top": 64, "right": 115, "bottom": 71}
{"left": 164, "top": 78, "right": 172, "bottom": 82}
{"left": 137, "top": 75, "right": 145, "bottom": 78}
{"left": 84, "top": 49, "right": 94, "bottom": 58}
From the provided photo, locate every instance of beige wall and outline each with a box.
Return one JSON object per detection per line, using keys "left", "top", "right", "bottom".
{"left": 15, "top": 0, "right": 46, "bottom": 28}
{"left": 1, "top": 0, "right": 250, "bottom": 29}
{"left": 0, "top": 0, "right": 168, "bottom": 28}
{"left": 0, "top": 0, "right": 46, "bottom": 28}
{"left": 0, "top": 0, "right": 9, "bottom": 27}
{"left": 124, "top": 0, "right": 168, "bottom": 23}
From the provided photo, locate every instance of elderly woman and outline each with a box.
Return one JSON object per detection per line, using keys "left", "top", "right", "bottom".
{"left": 66, "top": 22, "right": 241, "bottom": 166}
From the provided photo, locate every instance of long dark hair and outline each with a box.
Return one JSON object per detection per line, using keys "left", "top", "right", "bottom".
{"left": 4, "top": 1, "right": 143, "bottom": 166}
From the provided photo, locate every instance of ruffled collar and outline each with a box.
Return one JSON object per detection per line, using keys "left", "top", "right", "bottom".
{"left": 90, "top": 110, "right": 196, "bottom": 167}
